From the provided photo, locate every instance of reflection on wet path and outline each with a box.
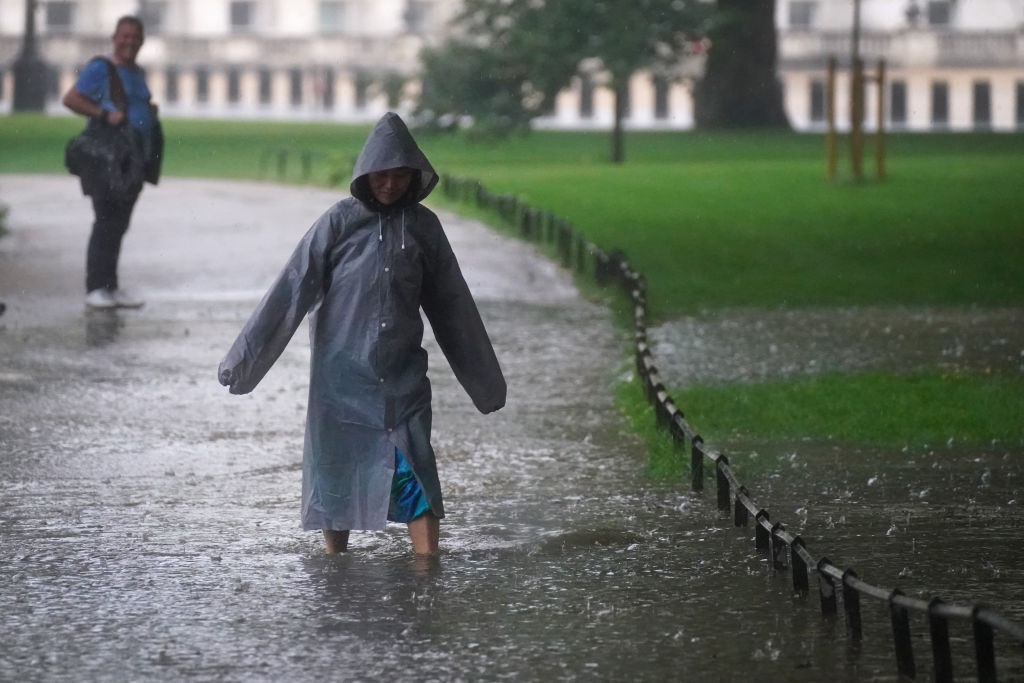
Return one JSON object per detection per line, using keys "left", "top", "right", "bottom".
{"left": 1, "top": 177, "right": 1022, "bottom": 681}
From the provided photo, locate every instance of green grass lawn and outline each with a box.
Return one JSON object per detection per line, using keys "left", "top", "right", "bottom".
{"left": 432, "top": 132, "right": 1024, "bottom": 319}
{"left": 3, "top": 114, "right": 1021, "bottom": 462}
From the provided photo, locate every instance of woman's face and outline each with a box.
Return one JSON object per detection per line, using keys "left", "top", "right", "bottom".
{"left": 112, "top": 21, "right": 144, "bottom": 66}
{"left": 368, "top": 168, "right": 414, "bottom": 205}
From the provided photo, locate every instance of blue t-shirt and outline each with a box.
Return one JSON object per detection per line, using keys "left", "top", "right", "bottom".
{"left": 74, "top": 58, "right": 155, "bottom": 135}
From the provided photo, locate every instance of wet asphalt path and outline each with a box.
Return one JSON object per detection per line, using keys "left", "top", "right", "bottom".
{"left": 0, "top": 175, "right": 686, "bottom": 682}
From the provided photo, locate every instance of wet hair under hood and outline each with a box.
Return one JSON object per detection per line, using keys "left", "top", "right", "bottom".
{"left": 350, "top": 112, "right": 438, "bottom": 209}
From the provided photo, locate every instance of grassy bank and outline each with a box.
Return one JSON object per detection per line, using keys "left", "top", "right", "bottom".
{"left": 3, "top": 114, "right": 1021, "bottom": 465}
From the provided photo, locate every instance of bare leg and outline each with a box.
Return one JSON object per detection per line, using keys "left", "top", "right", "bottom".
{"left": 407, "top": 513, "right": 439, "bottom": 556}
{"left": 323, "top": 529, "right": 350, "bottom": 554}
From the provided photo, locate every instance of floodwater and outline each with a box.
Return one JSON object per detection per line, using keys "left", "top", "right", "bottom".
{"left": 1, "top": 176, "right": 1022, "bottom": 681}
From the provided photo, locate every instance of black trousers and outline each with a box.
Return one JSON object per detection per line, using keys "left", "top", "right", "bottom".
{"left": 86, "top": 192, "right": 139, "bottom": 293}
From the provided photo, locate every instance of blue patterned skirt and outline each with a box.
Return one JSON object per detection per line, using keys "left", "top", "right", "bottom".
{"left": 387, "top": 449, "right": 430, "bottom": 523}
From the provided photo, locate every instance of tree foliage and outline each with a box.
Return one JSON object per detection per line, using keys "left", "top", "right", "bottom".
{"left": 416, "top": 0, "right": 710, "bottom": 160}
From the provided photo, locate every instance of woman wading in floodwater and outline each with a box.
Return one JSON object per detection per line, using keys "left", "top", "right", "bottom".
{"left": 218, "top": 113, "right": 506, "bottom": 556}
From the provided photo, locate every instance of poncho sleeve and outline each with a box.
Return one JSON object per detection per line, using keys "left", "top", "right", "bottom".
{"left": 420, "top": 218, "right": 507, "bottom": 414}
{"left": 218, "top": 212, "right": 334, "bottom": 395}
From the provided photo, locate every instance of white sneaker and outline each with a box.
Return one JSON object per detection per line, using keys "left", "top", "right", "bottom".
{"left": 85, "top": 288, "right": 118, "bottom": 309}
{"left": 112, "top": 288, "right": 144, "bottom": 309}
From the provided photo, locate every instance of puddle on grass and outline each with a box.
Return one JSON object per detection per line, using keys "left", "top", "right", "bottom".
{"left": 649, "top": 307, "right": 1024, "bottom": 386}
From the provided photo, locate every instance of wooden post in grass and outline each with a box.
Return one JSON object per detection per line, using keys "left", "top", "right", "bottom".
{"left": 849, "top": 0, "right": 864, "bottom": 181}
{"left": 875, "top": 59, "right": 887, "bottom": 180}
{"left": 850, "top": 57, "right": 865, "bottom": 182}
{"left": 826, "top": 56, "right": 838, "bottom": 182}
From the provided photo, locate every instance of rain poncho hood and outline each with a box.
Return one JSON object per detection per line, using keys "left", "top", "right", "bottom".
{"left": 350, "top": 112, "right": 438, "bottom": 207}
{"left": 219, "top": 112, "right": 506, "bottom": 531}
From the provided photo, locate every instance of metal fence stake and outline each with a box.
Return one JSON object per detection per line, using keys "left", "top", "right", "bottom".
{"left": 817, "top": 558, "right": 838, "bottom": 616}
{"left": 690, "top": 436, "right": 704, "bottom": 492}
{"left": 843, "top": 569, "right": 863, "bottom": 641}
{"left": 791, "top": 537, "right": 809, "bottom": 595}
{"left": 928, "top": 598, "right": 953, "bottom": 683}
{"left": 973, "top": 606, "right": 997, "bottom": 683}
{"left": 715, "top": 456, "right": 731, "bottom": 512}
{"left": 889, "top": 589, "right": 916, "bottom": 679}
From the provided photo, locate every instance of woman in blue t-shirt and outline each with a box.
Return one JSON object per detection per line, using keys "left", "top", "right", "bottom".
{"left": 62, "top": 15, "right": 157, "bottom": 310}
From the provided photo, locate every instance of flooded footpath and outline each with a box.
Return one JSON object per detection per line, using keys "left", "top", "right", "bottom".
{"left": 2, "top": 175, "right": 1022, "bottom": 681}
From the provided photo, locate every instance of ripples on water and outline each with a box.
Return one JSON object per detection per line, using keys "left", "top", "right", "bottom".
{"left": 1, "top": 296, "right": 905, "bottom": 682}
{"left": 2, "top": 183, "right": 1022, "bottom": 680}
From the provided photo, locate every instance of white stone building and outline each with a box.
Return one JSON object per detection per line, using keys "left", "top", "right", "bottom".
{"left": 781, "top": 0, "right": 1024, "bottom": 131}
{"left": 0, "top": 0, "right": 1021, "bottom": 131}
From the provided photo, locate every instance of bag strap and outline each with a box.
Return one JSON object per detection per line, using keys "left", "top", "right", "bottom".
{"left": 94, "top": 56, "right": 128, "bottom": 113}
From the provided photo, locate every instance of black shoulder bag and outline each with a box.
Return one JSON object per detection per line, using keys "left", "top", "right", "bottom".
{"left": 64, "top": 57, "right": 145, "bottom": 198}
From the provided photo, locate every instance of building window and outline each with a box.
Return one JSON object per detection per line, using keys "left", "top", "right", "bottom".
{"left": 926, "top": 1, "right": 951, "bottom": 26}
{"left": 230, "top": 1, "right": 255, "bottom": 33}
{"left": 45, "top": 1, "right": 75, "bottom": 34}
{"left": 138, "top": 1, "right": 167, "bottom": 35}
{"left": 653, "top": 76, "right": 669, "bottom": 120}
{"left": 905, "top": 1, "right": 922, "bottom": 27}
{"left": 258, "top": 69, "right": 272, "bottom": 104}
{"left": 788, "top": 1, "right": 817, "bottom": 30}
{"left": 196, "top": 67, "right": 210, "bottom": 103}
{"left": 405, "top": 1, "right": 434, "bottom": 33}
{"left": 890, "top": 80, "right": 907, "bottom": 126}
{"left": 580, "top": 73, "right": 594, "bottom": 119}
{"left": 289, "top": 69, "right": 303, "bottom": 107}
{"left": 1017, "top": 82, "right": 1024, "bottom": 128}
{"left": 931, "top": 81, "right": 949, "bottom": 127}
{"left": 165, "top": 66, "right": 179, "bottom": 103}
{"left": 972, "top": 81, "right": 991, "bottom": 129}
{"left": 354, "top": 72, "right": 371, "bottom": 110}
{"left": 809, "top": 80, "right": 826, "bottom": 123}
{"left": 47, "top": 67, "right": 60, "bottom": 98}
{"left": 228, "top": 69, "right": 242, "bottom": 104}
{"left": 320, "top": 68, "right": 335, "bottom": 109}
{"left": 320, "top": 1, "right": 348, "bottom": 34}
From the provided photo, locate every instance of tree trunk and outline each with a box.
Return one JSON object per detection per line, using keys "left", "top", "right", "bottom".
{"left": 611, "top": 80, "right": 626, "bottom": 164}
{"left": 694, "top": 0, "right": 790, "bottom": 129}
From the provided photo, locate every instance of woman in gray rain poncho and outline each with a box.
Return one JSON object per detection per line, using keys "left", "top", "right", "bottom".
{"left": 218, "top": 113, "right": 506, "bottom": 555}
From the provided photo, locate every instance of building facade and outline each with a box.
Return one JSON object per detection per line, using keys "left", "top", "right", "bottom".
{"left": 0, "top": 0, "right": 1022, "bottom": 131}
{"left": 781, "top": 0, "right": 1024, "bottom": 131}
